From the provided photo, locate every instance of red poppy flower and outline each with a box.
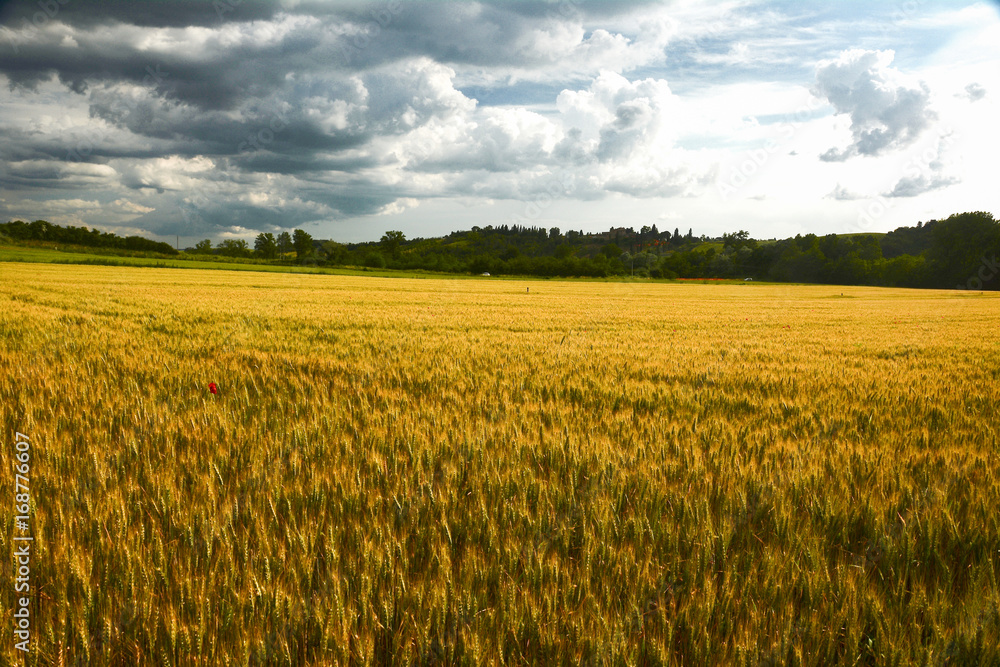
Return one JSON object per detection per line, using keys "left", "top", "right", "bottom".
{"left": 209, "top": 382, "right": 218, "bottom": 395}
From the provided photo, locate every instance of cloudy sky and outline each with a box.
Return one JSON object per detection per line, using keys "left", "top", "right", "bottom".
{"left": 0, "top": 0, "right": 997, "bottom": 243}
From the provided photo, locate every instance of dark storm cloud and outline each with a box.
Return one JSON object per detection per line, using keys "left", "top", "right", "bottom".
{"left": 0, "top": 0, "right": 639, "bottom": 96}
{"left": 0, "top": 0, "right": 279, "bottom": 28}
{"left": 0, "top": 158, "right": 116, "bottom": 190}
{"left": 1, "top": 1, "right": 981, "bottom": 240}
{"left": 0, "top": 0, "right": 656, "bottom": 115}
{"left": 85, "top": 85, "right": 372, "bottom": 160}
{"left": 1, "top": 16, "right": 316, "bottom": 109}
{"left": 0, "top": 0, "right": 607, "bottom": 157}
{"left": 339, "top": 2, "right": 572, "bottom": 68}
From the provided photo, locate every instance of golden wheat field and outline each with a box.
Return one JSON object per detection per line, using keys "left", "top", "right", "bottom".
{"left": 1, "top": 261, "right": 999, "bottom": 666}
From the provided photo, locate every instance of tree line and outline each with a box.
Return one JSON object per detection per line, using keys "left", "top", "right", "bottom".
{"left": 245, "top": 212, "right": 996, "bottom": 290}
{"left": 5, "top": 211, "right": 997, "bottom": 290}
{"left": 667, "top": 212, "right": 998, "bottom": 290}
{"left": 0, "top": 219, "right": 178, "bottom": 255}
{"left": 190, "top": 230, "right": 314, "bottom": 259}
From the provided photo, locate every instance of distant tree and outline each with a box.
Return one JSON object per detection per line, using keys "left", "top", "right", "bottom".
{"left": 28, "top": 220, "right": 53, "bottom": 240}
{"left": 292, "top": 229, "right": 313, "bottom": 259}
{"left": 880, "top": 222, "right": 935, "bottom": 258}
{"left": 216, "top": 239, "right": 251, "bottom": 257}
{"left": 673, "top": 227, "right": 682, "bottom": 244}
{"left": 633, "top": 251, "right": 658, "bottom": 270}
{"left": 501, "top": 244, "right": 520, "bottom": 261}
{"left": 0, "top": 219, "right": 175, "bottom": 254}
{"left": 709, "top": 251, "right": 735, "bottom": 277}
{"left": 380, "top": 230, "right": 405, "bottom": 260}
{"left": 549, "top": 227, "right": 561, "bottom": 239}
{"left": 686, "top": 228, "right": 694, "bottom": 242}
{"left": 254, "top": 233, "right": 278, "bottom": 259}
{"left": 321, "top": 240, "right": 347, "bottom": 264}
{"left": 882, "top": 253, "right": 927, "bottom": 287}
{"left": 276, "top": 231, "right": 293, "bottom": 256}
{"left": 363, "top": 251, "right": 386, "bottom": 268}
{"left": 925, "top": 211, "right": 999, "bottom": 288}
{"left": 723, "top": 230, "right": 755, "bottom": 253}
{"left": 602, "top": 242, "right": 622, "bottom": 259}
{"left": 194, "top": 239, "right": 213, "bottom": 254}
{"left": 469, "top": 255, "right": 492, "bottom": 274}
{"left": 554, "top": 243, "right": 574, "bottom": 259}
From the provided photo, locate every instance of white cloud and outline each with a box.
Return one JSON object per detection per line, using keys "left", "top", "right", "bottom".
{"left": 30, "top": 198, "right": 100, "bottom": 212}
{"left": 358, "top": 64, "right": 709, "bottom": 202}
{"left": 452, "top": 6, "right": 676, "bottom": 87}
{"left": 376, "top": 197, "right": 420, "bottom": 216}
{"left": 885, "top": 173, "right": 959, "bottom": 198}
{"left": 961, "top": 82, "right": 986, "bottom": 102}
{"left": 119, "top": 156, "right": 216, "bottom": 192}
{"left": 883, "top": 133, "right": 961, "bottom": 198}
{"left": 827, "top": 184, "right": 862, "bottom": 201}
{"left": 558, "top": 71, "right": 676, "bottom": 151}
{"left": 109, "top": 198, "right": 154, "bottom": 215}
{"left": 813, "top": 49, "right": 936, "bottom": 161}
{"left": 1, "top": 1, "right": 997, "bottom": 241}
